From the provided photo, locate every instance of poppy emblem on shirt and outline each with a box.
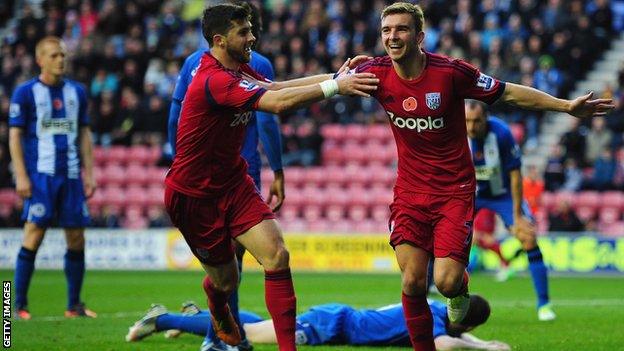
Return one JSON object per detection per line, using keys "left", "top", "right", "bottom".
{"left": 425, "top": 92, "right": 441, "bottom": 110}
{"left": 402, "top": 97, "right": 417, "bottom": 111}
{"left": 53, "top": 98, "right": 63, "bottom": 110}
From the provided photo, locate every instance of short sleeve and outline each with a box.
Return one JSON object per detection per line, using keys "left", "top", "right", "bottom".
{"left": 206, "top": 71, "right": 267, "bottom": 111}
{"left": 76, "top": 84, "right": 90, "bottom": 127}
{"left": 501, "top": 127, "right": 522, "bottom": 171}
{"left": 9, "top": 85, "right": 28, "bottom": 128}
{"left": 452, "top": 59, "right": 506, "bottom": 104}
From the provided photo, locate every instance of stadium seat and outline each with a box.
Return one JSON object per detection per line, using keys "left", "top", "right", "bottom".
{"left": 554, "top": 191, "right": 575, "bottom": 207}
{"left": 325, "top": 204, "right": 345, "bottom": 221}
{"left": 0, "top": 189, "right": 16, "bottom": 206}
{"left": 320, "top": 124, "right": 345, "bottom": 142}
{"left": 280, "top": 218, "right": 307, "bottom": 232}
{"left": 147, "top": 167, "right": 168, "bottom": 186}
{"left": 575, "top": 206, "right": 597, "bottom": 222}
{"left": 302, "top": 205, "right": 322, "bottom": 222}
{"left": 366, "top": 124, "right": 393, "bottom": 145}
{"left": 93, "top": 146, "right": 107, "bottom": 166}
{"left": 106, "top": 146, "right": 129, "bottom": 165}
{"left": 322, "top": 146, "right": 343, "bottom": 166}
{"left": 125, "top": 164, "right": 149, "bottom": 187}
{"left": 122, "top": 206, "right": 148, "bottom": 229}
{"left": 371, "top": 204, "right": 390, "bottom": 222}
{"left": 344, "top": 124, "right": 367, "bottom": 144}
{"left": 574, "top": 191, "right": 601, "bottom": 210}
{"left": 145, "top": 185, "right": 164, "bottom": 206}
{"left": 101, "top": 164, "right": 127, "bottom": 187}
{"left": 600, "top": 221, "right": 624, "bottom": 237}
{"left": 347, "top": 204, "right": 369, "bottom": 221}
{"left": 125, "top": 186, "right": 149, "bottom": 207}
{"left": 599, "top": 207, "right": 621, "bottom": 225}
{"left": 327, "top": 219, "right": 353, "bottom": 233}
{"left": 101, "top": 186, "right": 126, "bottom": 208}
{"left": 540, "top": 192, "right": 555, "bottom": 212}
{"left": 601, "top": 191, "right": 624, "bottom": 210}
{"left": 306, "top": 219, "right": 330, "bottom": 233}
{"left": 127, "top": 145, "right": 152, "bottom": 166}
{"left": 352, "top": 219, "right": 377, "bottom": 233}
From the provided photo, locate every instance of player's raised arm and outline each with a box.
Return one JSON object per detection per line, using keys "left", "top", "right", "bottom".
{"left": 501, "top": 82, "right": 615, "bottom": 118}
{"left": 256, "top": 72, "right": 378, "bottom": 114}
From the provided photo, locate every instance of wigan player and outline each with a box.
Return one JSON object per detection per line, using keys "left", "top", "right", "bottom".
{"left": 9, "top": 36, "right": 96, "bottom": 319}
{"left": 355, "top": 3, "right": 614, "bottom": 350}
{"left": 466, "top": 100, "right": 555, "bottom": 321}
{"left": 167, "top": 3, "right": 283, "bottom": 349}
{"left": 164, "top": 4, "right": 378, "bottom": 350}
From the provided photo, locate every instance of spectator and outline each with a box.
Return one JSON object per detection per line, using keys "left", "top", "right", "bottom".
{"left": 585, "top": 148, "right": 617, "bottom": 191}
{"left": 585, "top": 116, "right": 613, "bottom": 164}
{"left": 560, "top": 119, "right": 588, "bottom": 166}
{"left": 544, "top": 145, "right": 565, "bottom": 191}
{"left": 523, "top": 165, "right": 544, "bottom": 215}
{"left": 562, "top": 158, "right": 584, "bottom": 192}
{"left": 548, "top": 201, "right": 585, "bottom": 232}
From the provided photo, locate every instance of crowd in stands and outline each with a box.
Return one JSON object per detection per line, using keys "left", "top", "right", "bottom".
{"left": 0, "top": 0, "right": 623, "bottom": 229}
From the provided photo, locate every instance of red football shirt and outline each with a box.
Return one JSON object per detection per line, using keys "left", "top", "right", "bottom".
{"left": 356, "top": 52, "right": 505, "bottom": 195}
{"left": 166, "top": 53, "right": 267, "bottom": 198}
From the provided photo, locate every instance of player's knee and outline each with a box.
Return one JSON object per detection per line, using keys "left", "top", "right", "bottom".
{"left": 65, "top": 233, "right": 85, "bottom": 250}
{"left": 434, "top": 271, "right": 464, "bottom": 297}
{"left": 401, "top": 273, "right": 428, "bottom": 296}
{"left": 519, "top": 235, "right": 537, "bottom": 251}
{"left": 208, "top": 278, "right": 238, "bottom": 295}
{"left": 262, "top": 245, "right": 290, "bottom": 271}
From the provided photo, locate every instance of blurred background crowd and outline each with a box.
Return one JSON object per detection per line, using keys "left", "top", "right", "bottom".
{"left": 0, "top": 0, "right": 623, "bottom": 230}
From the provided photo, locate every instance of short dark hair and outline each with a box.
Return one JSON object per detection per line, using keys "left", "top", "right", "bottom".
{"left": 461, "top": 295, "right": 491, "bottom": 327}
{"left": 465, "top": 99, "right": 488, "bottom": 117}
{"left": 202, "top": 4, "right": 250, "bottom": 46}
{"left": 235, "top": 1, "right": 262, "bottom": 44}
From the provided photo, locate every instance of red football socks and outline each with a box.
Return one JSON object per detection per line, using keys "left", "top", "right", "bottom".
{"left": 402, "top": 292, "right": 436, "bottom": 351}
{"left": 203, "top": 276, "right": 229, "bottom": 318}
{"left": 265, "top": 268, "right": 297, "bottom": 351}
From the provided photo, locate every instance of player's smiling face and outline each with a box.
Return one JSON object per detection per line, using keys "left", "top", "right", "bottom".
{"left": 224, "top": 19, "right": 255, "bottom": 64}
{"left": 381, "top": 13, "right": 422, "bottom": 62}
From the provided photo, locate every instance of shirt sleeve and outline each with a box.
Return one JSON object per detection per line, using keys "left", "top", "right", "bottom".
{"left": 76, "top": 84, "right": 90, "bottom": 127}
{"left": 499, "top": 125, "right": 522, "bottom": 172}
{"left": 206, "top": 70, "right": 267, "bottom": 111}
{"left": 9, "top": 85, "right": 28, "bottom": 128}
{"left": 452, "top": 59, "right": 506, "bottom": 104}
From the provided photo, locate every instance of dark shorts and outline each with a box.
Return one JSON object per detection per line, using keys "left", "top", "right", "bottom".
{"left": 164, "top": 175, "right": 275, "bottom": 265}
{"left": 23, "top": 172, "right": 90, "bottom": 228}
{"left": 389, "top": 189, "right": 474, "bottom": 264}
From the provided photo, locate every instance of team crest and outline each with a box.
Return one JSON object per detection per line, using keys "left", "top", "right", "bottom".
{"left": 402, "top": 97, "right": 417, "bottom": 111}
{"left": 425, "top": 92, "right": 441, "bottom": 110}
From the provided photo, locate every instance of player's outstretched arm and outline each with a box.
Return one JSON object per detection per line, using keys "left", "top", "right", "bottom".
{"left": 434, "top": 334, "right": 510, "bottom": 350}
{"left": 8, "top": 127, "right": 31, "bottom": 198}
{"left": 256, "top": 72, "right": 378, "bottom": 114}
{"left": 501, "top": 82, "right": 615, "bottom": 118}
{"left": 258, "top": 56, "right": 372, "bottom": 90}
{"left": 243, "top": 320, "right": 278, "bottom": 344}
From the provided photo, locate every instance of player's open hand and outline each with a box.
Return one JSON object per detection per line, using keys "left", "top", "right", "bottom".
{"left": 266, "top": 170, "right": 285, "bottom": 212}
{"left": 568, "top": 91, "right": 615, "bottom": 119}
{"left": 511, "top": 215, "right": 535, "bottom": 240}
{"left": 15, "top": 174, "right": 32, "bottom": 198}
{"left": 335, "top": 55, "right": 373, "bottom": 78}
{"left": 335, "top": 72, "right": 379, "bottom": 97}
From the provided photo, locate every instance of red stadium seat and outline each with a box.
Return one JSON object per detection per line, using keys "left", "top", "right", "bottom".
{"left": 302, "top": 205, "right": 322, "bottom": 221}
{"left": 125, "top": 164, "right": 149, "bottom": 187}
{"left": 280, "top": 218, "right": 307, "bottom": 232}
{"left": 601, "top": 191, "right": 624, "bottom": 210}
{"left": 322, "top": 146, "right": 343, "bottom": 166}
{"left": 554, "top": 191, "right": 575, "bottom": 206}
{"left": 106, "top": 146, "right": 129, "bottom": 165}
{"left": 575, "top": 206, "right": 597, "bottom": 222}
{"left": 347, "top": 204, "right": 369, "bottom": 221}
{"left": 371, "top": 204, "right": 390, "bottom": 222}
{"left": 574, "top": 191, "right": 601, "bottom": 210}
{"left": 353, "top": 219, "right": 377, "bottom": 233}
{"left": 601, "top": 221, "right": 624, "bottom": 237}
{"left": 101, "top": 164, "right": 126, "bottom": 187}
{"left": 327, "top": 219, "right": 353, "bottom": 233}
{"left": 599, "top": 207, "right": 621, "bottom": 225}
{"left": 344, "top": 124, "right": 367, "bottom": 144}
{"left": 125, "top": 186, "right": 149, "bottom": 207}
{"left": 325, "top": 204, "right": 345, "bottom": 221}
{"left": 127, "top": 145, "right": 152, "bottom": 166}
{"left": 0, "top": 189, "right": 17, "bottom": 206}
{"left": 320, "top": 124, "right": 345, "bottom": 142}
{"left": 306, "top": 219, "right": 330, "bottom": 233}
{"left": 366, "top": 124, "right": 393, "bottom": 145}
{"left": 303, "top": 167, "right": 328, "bottom": 186}
{"left": 93, "top": 146, "right": 107, "bottom": 166}
{"left": 540, "top": 192, "right": 555, "bottom": 212}
{"left": 146, "top": 167, "right": 168, "bottom": 186}
{"left": 101, "top": 186, "right": 126, "bottom": 208}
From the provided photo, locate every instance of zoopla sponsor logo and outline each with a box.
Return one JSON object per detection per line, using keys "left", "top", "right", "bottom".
{"left": 387, "top": 111, "right": 444, "bottom": 132}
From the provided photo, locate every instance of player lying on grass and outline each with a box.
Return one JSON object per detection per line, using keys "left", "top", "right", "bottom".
{"left": 126, "top": 295, "right": 510, "bottom": 350}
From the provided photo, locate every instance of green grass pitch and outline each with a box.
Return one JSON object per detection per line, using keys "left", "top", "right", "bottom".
{"left": 2, "top": 270, "right": 623, "bottom": 350}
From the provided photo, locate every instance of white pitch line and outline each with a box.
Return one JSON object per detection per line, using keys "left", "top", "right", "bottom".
{"left": 16, "top": 299, "right": 624, "bottom": 322}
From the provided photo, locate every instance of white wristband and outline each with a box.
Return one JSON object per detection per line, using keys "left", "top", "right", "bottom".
{"left": 319, "top": 79, "right": 339, "bottom": 98}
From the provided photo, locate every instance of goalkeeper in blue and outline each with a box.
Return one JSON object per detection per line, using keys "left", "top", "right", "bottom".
{"left": 126, "top": 295, "right": 510, "bottom": 350}
{"left": 167, "top": 3, "right": 283, "bottom": 350}
{"left": 465, "top": 100, "right": 555, "bottom": 321}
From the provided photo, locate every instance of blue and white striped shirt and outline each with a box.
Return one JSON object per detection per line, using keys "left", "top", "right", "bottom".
{"left": 9, "top": 78, "right": 89, "bottom": 179}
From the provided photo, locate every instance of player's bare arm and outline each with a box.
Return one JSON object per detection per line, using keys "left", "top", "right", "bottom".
{"left": 501, "top": 82, "right": 615, "bottom": 118}
{"left": 247, "top": 55, "right": 372, "bottom": 91}
{"left": 256, "top": 72, "right": 378, "bottom": 114}
{"left": 509, "top": 169, "right": 534, "bottom": 238}
{"left": 79, "top": 126, "right": 96, "bottom": 198}
{"left": 8, "top": 127, "right": 31, "bottom": 198}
